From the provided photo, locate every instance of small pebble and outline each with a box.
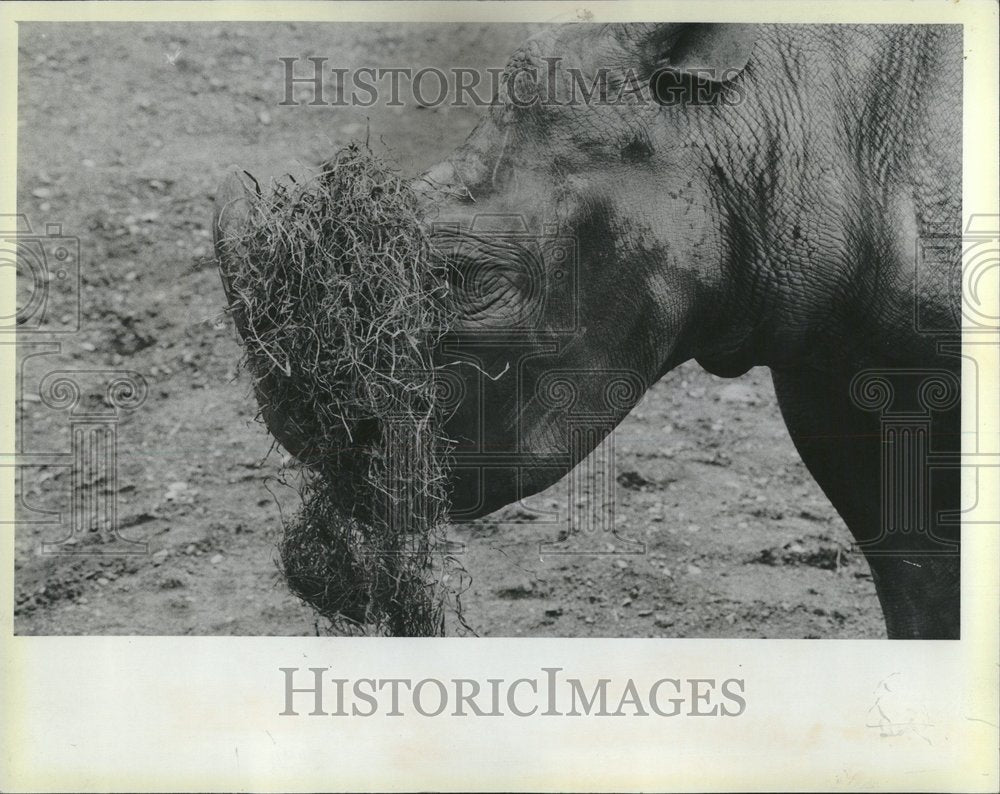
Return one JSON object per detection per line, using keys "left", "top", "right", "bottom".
{"left": 210, "top": 554, "right": 223, "bottom": 565}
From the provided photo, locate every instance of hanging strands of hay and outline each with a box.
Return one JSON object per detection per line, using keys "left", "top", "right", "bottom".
{"left": 219, "top": 143, "right": 466, "bottom": 636}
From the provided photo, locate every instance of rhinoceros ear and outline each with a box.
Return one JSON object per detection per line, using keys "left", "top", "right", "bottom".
{"left": 643, "top": 23, "right": 756, "bottom": 83}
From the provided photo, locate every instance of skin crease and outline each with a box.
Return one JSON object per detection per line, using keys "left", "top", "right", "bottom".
{"left": 216, "top": 24, "right": 962, "bottom": 638}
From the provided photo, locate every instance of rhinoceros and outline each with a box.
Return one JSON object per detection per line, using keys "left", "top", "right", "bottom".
{"left": 215, "top": 23, "right": 962, "bottom": 639}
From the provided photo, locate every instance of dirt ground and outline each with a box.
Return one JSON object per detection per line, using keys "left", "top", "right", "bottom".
{"left": 13, "top": 22, "right": 884, "bottom": 638}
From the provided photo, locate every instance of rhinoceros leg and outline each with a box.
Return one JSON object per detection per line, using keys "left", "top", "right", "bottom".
{"left": 771, "top": 366, "right": 960, "bottom": 639}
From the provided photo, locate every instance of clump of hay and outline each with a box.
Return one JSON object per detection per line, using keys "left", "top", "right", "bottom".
{"left": 220, "top": 144, "right": 465, "bottom": 636}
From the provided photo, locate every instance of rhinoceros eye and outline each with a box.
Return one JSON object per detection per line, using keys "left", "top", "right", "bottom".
{"left": 621, "top": 135, "right": 654, "bottom": 163}
{"left": 444, "top": 236, "right": 545, "bottom": 328}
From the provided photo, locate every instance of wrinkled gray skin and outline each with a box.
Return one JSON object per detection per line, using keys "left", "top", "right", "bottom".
{"left": 216, "top": 24, "right": 962, "bottom": 639}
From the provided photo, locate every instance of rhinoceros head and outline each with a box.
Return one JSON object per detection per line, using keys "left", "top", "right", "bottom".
{"left": 215, "top": 23, "right": 759, "bottom": 520}
{"left": 409, "top": 23, "right": 757, "bottom": 517}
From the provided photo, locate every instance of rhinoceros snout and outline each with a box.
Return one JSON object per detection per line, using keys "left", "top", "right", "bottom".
{"left": 212, "top": 171, "right": 256, "bottom": 301}
{"left": 212, "top": 171, "right": 262, "bottom": 345}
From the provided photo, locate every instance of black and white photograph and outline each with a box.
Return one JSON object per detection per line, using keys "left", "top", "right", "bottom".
{"left": 2, "top": 0, "right": 997, "bottom": 791}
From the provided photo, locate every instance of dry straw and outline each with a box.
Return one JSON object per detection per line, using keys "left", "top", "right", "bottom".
{"left": 220, "top": 144, "right": 466, "bottom": 636}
